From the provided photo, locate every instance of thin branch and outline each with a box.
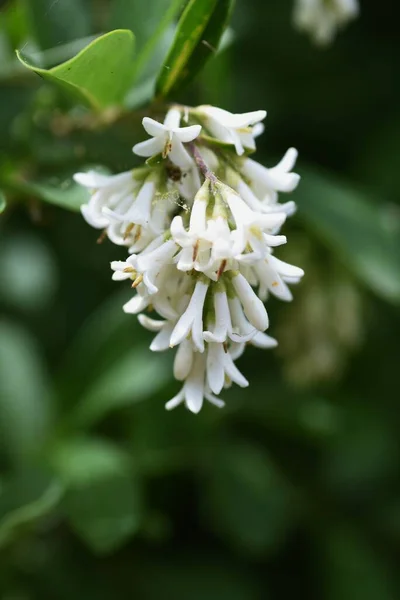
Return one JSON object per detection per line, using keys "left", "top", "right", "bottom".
{"left": 188, "top": 142, "right": 218, "bottom": 184}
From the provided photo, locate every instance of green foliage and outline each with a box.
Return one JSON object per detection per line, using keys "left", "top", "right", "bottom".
{"left": 1, "top": 0, "right": 400, "bottom": 598}
{"left": 24, "top": 0, "right": 92, "bottom": 50}
{"left": 297, "top": 169, "right": 400, "bottom": 304}
{"left": 155, "top": 0, "right": 234, "bottom": 98}
{"left": 17, "top": 30, "right": 136, "bottom": 110}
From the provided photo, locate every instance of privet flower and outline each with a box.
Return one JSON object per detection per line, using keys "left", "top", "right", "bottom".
{"left": 293, "top": 0, "right": 359, "bottom": 45}
{"left": 76, "top": 105, "right": 304, "bottom": 413}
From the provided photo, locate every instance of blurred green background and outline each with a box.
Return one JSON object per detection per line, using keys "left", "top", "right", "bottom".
{"left": 1, "top": 0, "right": 400, "bottom": 598}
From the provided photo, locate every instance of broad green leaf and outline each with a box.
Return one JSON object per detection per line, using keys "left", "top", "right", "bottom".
{"left": 203, "top": 440, "right": 298, "bottom": 554}
{"left": 17, "top": 30, "right": 136, "bottom": 110}
{"left": 0, "top": 190, "right": 6, "bottom": 213}
{"left": 320, "top": 525, "right": 396, "bottom": 600}
{"left": 24, "top": 0, "right": 92, "bottom": 51}
{"left": 156, "top": 0, "right": 235, "bottom": 98}
{"left": 50, "top": 437, "right": 130, "bottom": 486}
{"left": 0, "top": 468, "right": 63, "bottom": 548}
{"left": 64, "top": 472, "right": 143, "bottom": 554}
{"left": 0, "top": 321, "right": 52, "bottom": 465}
{"left": 6, "top": 175, "right": 88, "bottom": 211}
{"left": 297, "top": 168, "right": 400, "bottom": 303}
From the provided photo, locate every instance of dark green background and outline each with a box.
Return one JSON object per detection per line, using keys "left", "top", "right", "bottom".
{"left": 1, "top": 0, "right": 400, "bottom": 598}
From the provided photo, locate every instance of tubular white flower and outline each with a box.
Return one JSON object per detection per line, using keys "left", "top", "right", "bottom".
{"left": 221, "top": 185, "right": 287, "bottom": 260}
{"left": 293, "top": 0, "right": 359, "bottom": 45}
{"left": 165, "top": 352, "right": 224, "bottom": 414}
{"left": 74, "top": 170, "right": 136, "bottom": 229}
{"left": 231, "top": 272, "right": 269, "bottom": 331}
{"left": 206, "top": 342, "right": 249, "bottom": 394}
{"left": 171, "top": 180, "right": 211, "bottom": 272}
{"left": 133, "top": 108, "right": 201, "bottom": 169}
{"left": 251, "top": 253, "right": 305, "bottom": 302}
{"left": 241, "top": 148, "right": 300, "bottom": 214}
{"left": 197, "top": 105, "right": 266, "bottom": 156}
{"left": 169, "top": 279, "right": 209, "bottom": 352}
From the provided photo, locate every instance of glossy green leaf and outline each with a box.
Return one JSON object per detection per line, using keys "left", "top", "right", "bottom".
{"left": 297, "top": 168, "right": 400, "bottom": 303}
{"left": 156, "top": 0, "right": 234, "bottom": 98}
{"left": 24, "top": 0, "right": 92, "bottom": 51}
{"left": 17, "top": 30, "right": 136, "bottom": 110}
{"left": 64, "top": 472, "right": 143, "bottom": 554}
{"left": 0, "top": 321, "right": 52, "bottom": 465}
{"left": 0, "top": 468, "right": 63, "bottom": 548}
{"left": 0, "top": 190, "right": 6, "bottom": 213}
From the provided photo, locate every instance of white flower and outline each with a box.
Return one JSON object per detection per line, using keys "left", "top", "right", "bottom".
{"left": 165, "top": 352, "right": 224, "bottom": 414}
{"left": 197, "top": 105, "right": 266, "bottom": 156}
{"left": 171, "top": 180, "right": 211, "bottom": 272}
{"left": 221, "top": 185, "right": 287, "bottom": 260}
{"left": 240, "top": 148, "right": 300, "bottom": 215}
{"left": 169, "top": 279, "right": 209, "bottom": 352}
{"left": 104, "top": 178, "right": 170, "bottom": 249}
{"left": 293, "top": 0, "right": 359, "bottom": 45}
{"left": 74, "top": 170, "right": 135, "bottom": 229}
{"left": 251, "top": 253, "right": 305, "bottom": 302}
{"left": 133, "top": 108, "right": 201, "bottom": 169}
{"left": 111, "top": 236, "right": 178, "bottom": 295}
{"left": 206, "top": 342, "right": 249, "bottom": 394}
{"left": 231, "top": 272, "right": 269, "bottom": 332}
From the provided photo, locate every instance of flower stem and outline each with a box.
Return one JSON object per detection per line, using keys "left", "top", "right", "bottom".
{"left": 188, "top": 142, "right": 218, "bottom": 184}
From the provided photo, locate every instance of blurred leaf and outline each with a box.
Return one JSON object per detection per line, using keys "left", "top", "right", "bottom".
{"left": 110, "top": 0, "right": 182, "bottom": 82}
{"left": 0, "top": 233, "right": 58, "bottom": 310}
{"left": 297, "top": 168, "right": 400, "bottom": 303}
{"left": 24, "top": 0, "right": 91, "bottom": 51}
{"left": 134, "top": 554, "right": 262, "bottom": 600}
{"left": 0, "top": 321, "right": 52, "bottom": 464}
{"left": 155, "top": 0, "right": 234, "bottom": 98}
{"left": 7, "top": 174, "right": 88, "bottom": 211}
{"left": 0, "top": 190, "right": 6, "bottom": 213}
{"left": 203, "top": 440, "right": 298, "bottom": 554}
{"left": 0, "top": 468, "right": 63, "bottom": 548}
{"left": 320, "top": 525, "right": 396, "bottom": 600}
{"left": 64, "top": 472, "right": 143, "bottom": 554}
{"left": 17, "top": 30, "right": 136, "bottom": 110}
{"left": 50, "top": 436, "right": 130, "bottom": 486}
{"left": 70, "top": 347, "right": 171, "bottom": 428}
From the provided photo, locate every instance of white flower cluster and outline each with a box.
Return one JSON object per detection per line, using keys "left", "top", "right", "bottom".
{"left": 293, "top": 0, "right": 359, "bottom": 45}
{"left": 75, "top": 105, "right": 304, "bottom": 413}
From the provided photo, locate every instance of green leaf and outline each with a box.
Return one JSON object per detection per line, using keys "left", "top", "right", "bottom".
{"left": 0, "top": 233, "right": 58, "bottom": 311}
{"left": 17, "top": 30, "right": 136, "bottom": 110}
{"left": 110, "top": 0, "right": 182, "bottom": 81}
{"left": 24, "top": 0, "right": 92, "bottom": 51}
{"left": 0, "top": 190, "right": 6, "bottom": 213}
{"left": 70, "top": 347, "right": 171, "bottom": 428}
{"left": 0, "top": 321, "right": 52, "bottom": 465}
{"left": 50, "top": 437, "right": 130, "bottom": 486}
{"left": 156, "top": 0, "right": 234, "bottom": 98}
{"left": 203, "top": 440, "right": 298, "bottom": 554}
{"left": 320, "top": 525, "right": 396, "bottom": 600}
{"left": 0, "top": 468, "right": 63, "bottom": 548}
{"left": 64, "top": 472, "right": 143, "bottom": 554}
{"left": 7, "top": 175, "right": 88, "bottom": 212}
{"left": 297, "top": 168, "right": 400, "bottom": 304}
